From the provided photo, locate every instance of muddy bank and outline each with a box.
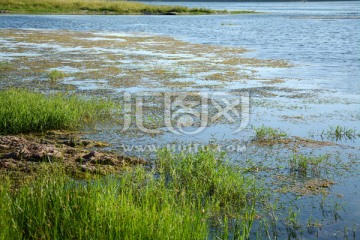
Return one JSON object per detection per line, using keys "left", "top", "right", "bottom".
{"left": 0, "top": 133, "right": 147, "bottom": 177}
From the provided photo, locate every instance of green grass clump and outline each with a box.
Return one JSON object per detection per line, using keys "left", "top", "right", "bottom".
{"left": 253, "top": 125, "right": 287, "bottom": 141}
{"left": 0, "top": 167, "right": 207, "bottom": 239}
{"left": 0, "top": 0, "right": 218, "bottom": 15}
{"left": 48, "top": 69, "right": 66, "bottom": 81}
{"left": 157, "top": 150, "right": 257, "bottom": 208}
{"left": 156, "top": 150, "right": 259, "bottom": 238}
{"left": 289, "top": 154, "right": 329, "bottom": 176}
{"left": 0, "top": 89, "right": 115, "bottom": 134}
{"left": 321, "top": 125, "right": 358, "bottom": 141}
{"left": 0, "top": 62, "right": 14, "bottom": 72}
{"left": 0, "top": 150, "right": 260, "bottom": 239}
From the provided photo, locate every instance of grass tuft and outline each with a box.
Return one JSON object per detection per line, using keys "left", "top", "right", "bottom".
{"left": 0, "top": 89, "right": 116, "bottom": 134}
{"left": 321, "top": 125, "right": 358, "bottom": 141}
{"left": 48, "top": 70, "right": 66, "bottom": 81}
{"left": 156, "top": 149, "right": 258, "bottom": 210}
{"left": 253, "top": 125, "right": 287, "bottom": 141}
{"left": 289, "top": 154, "right": 329, "bottom": 176}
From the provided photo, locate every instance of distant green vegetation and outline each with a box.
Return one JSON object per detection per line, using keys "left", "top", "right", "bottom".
{"left": 0, "top": 89, "right": 116, "bottom": 134}
{"left": 0, "top": 0, "right": 253, "bottom": 15}
{"left": 0, "top": 150, "right": 259, "bottom": 239}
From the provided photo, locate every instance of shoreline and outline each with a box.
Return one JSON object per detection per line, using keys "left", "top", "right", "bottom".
{"left": 0, "top": 0, "right": 255, "bottom": 15}
{"left": 0, "top": 10, "right": 256, "bottom": 16}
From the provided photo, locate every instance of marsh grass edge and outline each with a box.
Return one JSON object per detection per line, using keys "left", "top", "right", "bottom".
{"left": 0, "top": 149, "right": 260, "bottom": 239}
{"left": 0, "top": 0, "right": 255, "bottom": 15}
{"left": 0, "top": 89, "right": 117, "bottom": 134}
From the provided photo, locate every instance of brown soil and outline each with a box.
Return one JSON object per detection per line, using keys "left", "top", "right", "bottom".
{"left": 0, "top": 133, "right": 147, "bottom": 176}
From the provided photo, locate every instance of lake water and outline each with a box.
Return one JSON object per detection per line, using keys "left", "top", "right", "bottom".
{"left": 3, "top": 2, "right": 357, "bottom": 139}
{"left": 1, "top": 1, "right": 359, "bottom": 94}
{"left": 1, "top": 1, "right": 360, "bottom": 239}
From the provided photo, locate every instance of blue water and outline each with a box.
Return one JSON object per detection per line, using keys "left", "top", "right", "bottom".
{"left": 1, "top": 2, "right": 359, "bottom": 93}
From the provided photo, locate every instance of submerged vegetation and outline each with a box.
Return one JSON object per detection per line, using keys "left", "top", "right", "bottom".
{"left": 0, "top": 89, "right": 116, "bottom": 134}
{"left": 0, "top": 150, "right": 259, "bottom": 239}
{"left": 0, "top": 0, "right": 253, "bottom": 15}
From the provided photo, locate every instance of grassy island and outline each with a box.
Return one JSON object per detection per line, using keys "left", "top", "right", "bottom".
{"left": 0, "top": 0, "right": 255, "bottom": 15}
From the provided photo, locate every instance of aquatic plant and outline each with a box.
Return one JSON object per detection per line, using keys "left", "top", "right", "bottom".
{"left": 0, "top": 89, "right": 116, "bottom": 134}
{"left": 289, "top": 154, "right": 329, "bottom": 176}
{"left": 306, "top": 215, "right": 322, "bottom": 235}
{"left": 156, "top": 149, "right": 259, "bottom": 212}
{"left": 48, "top": 70, "right": 66, "bottom": 81}
{"left": 253, "top": 125, "right": 287, "bottom": 141}
{"left": 0, "top": 150, "right": 260, "bottom": 239}
{"left": 321, "top": 125, "right": 358, "bottom": 141}
{"left": 285, "top": 207, "right": 301, "bottom": 239}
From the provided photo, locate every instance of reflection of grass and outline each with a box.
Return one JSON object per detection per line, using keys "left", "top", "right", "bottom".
{"left": 221, "top": 22, "right": 238, "bottom": 26}
{"left": 285, "top": 207, "right": 301, "bottom": 238}
{"left": 0, "top": 0, "right": 225, "bottom": 15}
{"left": 0, "top": 89, "right": 115, "bottom": 134}
{"left": 321, "top": 125, "right": 358, "bottom": 141}
{"left": 231, "top": 10, "right": 256, "bottom": 14}
{"left": 0, "top": 150, "right": 259, "bottom": 239}
{"left": 307, "top": 215, "right": 322, "bottom": 233}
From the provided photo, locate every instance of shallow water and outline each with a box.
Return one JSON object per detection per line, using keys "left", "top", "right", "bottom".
{"left": 1, "top": 2, "right": 359, "bottom": 94}
{"left": 1, "top": 1, "right": 360, "bottom": 239}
